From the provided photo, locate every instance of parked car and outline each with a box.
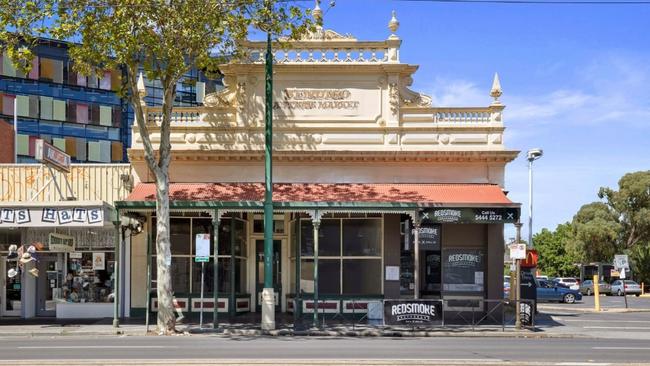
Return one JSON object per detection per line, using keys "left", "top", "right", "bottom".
{"left": 537, "top": 279, "right": 582, "bottom": 304}
{"left": 536, "top": 275, "right": 549, "bottom": 281}
{"left": 552, "top": 277, "right": 580, "bottom": 291}
{"left": 579, "top": 279, "right": 612, "bottom": 295}
{"left": 611, "top": 280, "right": 642, "bottom": 296}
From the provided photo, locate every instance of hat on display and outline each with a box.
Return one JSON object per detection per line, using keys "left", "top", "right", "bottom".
{"left": 8, "top": 244, "right": 18, "bottom": 253}
{"left": 7, "top": 268, "right": 18, "bottom": 278}
{"left": 29, "top": 268, "right": 39, "bottom": 277}
{"left": 27, "top": 245, "right": 36, "bottom": 254}
{"left": 7, "top": 252, "right": 18, "bottom": 260}
{"left": 19, "top": 252, "right": 34, "bottom": 264}
{"left": 33, "top": 242, "right": 45, "bottom": 251}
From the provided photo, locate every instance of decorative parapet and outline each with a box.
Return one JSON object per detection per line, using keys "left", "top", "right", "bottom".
{"left": 401, "top": 106, "right": 504, "bottom": 125}
{"left": 239, "top": 28, "right": 401, "bottom": 65}
{"left": 0, "top": 164, "right": 132, "bottom": 203}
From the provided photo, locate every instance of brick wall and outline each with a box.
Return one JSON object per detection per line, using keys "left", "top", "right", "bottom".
{"left": 0, "top": 119, "right": 15, "bottom": 163}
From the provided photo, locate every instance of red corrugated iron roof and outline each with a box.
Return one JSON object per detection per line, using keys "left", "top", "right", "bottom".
{"left": 125, "top": 183, "right": 515, "bottom": 205}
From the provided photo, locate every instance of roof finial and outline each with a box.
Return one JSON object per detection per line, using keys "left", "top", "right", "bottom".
{"left": 388, "top": 10, "right": 399, "bottom": 37}
{"left": 490, "top": 72, "right": 502, "bottom": 105}
{"left": 137, "top": 72, "right": 146, "bottom": 96}
{"left": 312, "top": 0, "right": 323, "bottom": 25}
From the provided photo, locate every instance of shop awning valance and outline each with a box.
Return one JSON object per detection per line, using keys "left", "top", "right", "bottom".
{"left": 120, "top": 183, "right": 517, "bottom": 209}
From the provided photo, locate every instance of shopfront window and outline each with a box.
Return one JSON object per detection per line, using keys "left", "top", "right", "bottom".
{"left": 66, "top": 252, "right": 115, "bottom": 303}
{"left": 2, "top": 229, "right": 22, "bottom": 313}
{"left": 442, "top": 248, "right": 485, "bottom": 294}
{"left": 296, "top": 215, "right": 383, "bottom": 296}
{"left": 19, "top": 227, "right": 116, "bottom": 304}
{"left": 150, "top": 215, "right": 247, "bottom": 295}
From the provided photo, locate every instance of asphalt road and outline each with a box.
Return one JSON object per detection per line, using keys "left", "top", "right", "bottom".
{"left": 574, "top": 294, "right": 650, "bottom": 309}
{"left": 0, "top": 336, "right": 649, "bottom": 364}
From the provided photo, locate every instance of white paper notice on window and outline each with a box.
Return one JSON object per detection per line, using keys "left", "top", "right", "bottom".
{"left": 385, "top": 266, "right": 400, "bottom": 281}
{"left": 475, "top": 271, "right": 484, "bottom": 285}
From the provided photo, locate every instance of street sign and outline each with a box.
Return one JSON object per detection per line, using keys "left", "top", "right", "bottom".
{"left": 195, "top": 233, "right": 210, "bottom": 262}
{"left": 509, "top": 243, "right": 527, "bottom": 260}
{"left": 35, "top": 139, "right": 71, "bottom": 173}
{"left": 614, "top": 254, "right": 629, "bottom": 270}
{"left": 620, "top": 268, "right": 627, "bottom": 279}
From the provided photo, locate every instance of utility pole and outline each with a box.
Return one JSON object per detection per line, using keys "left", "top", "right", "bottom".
{"left": 261, "top": 0, "right": 275, "bottom": 331}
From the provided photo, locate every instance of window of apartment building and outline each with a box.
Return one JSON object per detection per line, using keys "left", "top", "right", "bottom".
{"left": 76, "top": 103, "right": 89, "bottom": 124}
{"left": 1, "top": 94, "right": 14, "bottom": 115}
{"left": 40, "top": 96, "right": 53, "bottom": 120}
{"left": 40, "top": 57, "right": 64, "bottom": 83}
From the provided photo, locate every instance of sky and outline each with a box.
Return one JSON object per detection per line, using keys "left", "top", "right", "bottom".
{"left": 279, "top": 0, "right": 650, "bottom": 240}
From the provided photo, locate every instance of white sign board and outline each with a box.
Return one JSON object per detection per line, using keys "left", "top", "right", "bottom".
{"left": 195, "top": 233, "right": 210, "bottom": 262}
{"left": 385, "top": 266, "right": 400, "bottom": 281}
{"left": 620, "top": 268, "right": 627, "bottom": 279}
{"left": 509, "top": 243, "right": 527, "bottom": 260}
{"left": 614, "top": 254, "right": 629, "bottom": 270}
{"left": 0, "top": 207, "right": 105, "bottom": 227}
{"left": 92, "top": 252, "right": 105, "bottom": 270}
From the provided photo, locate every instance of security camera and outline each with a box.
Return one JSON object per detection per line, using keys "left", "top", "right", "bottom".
{"left": 527, "top": 148, "right": 543, "bottom": 161}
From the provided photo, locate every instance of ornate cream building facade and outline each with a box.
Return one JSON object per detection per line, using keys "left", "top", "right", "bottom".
{"left": 120, "top": 11, "right": 520, "bottom": 320}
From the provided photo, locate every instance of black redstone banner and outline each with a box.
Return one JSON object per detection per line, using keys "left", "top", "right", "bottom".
{"left": 384, "top": 300, "right": 443, "bottom": 326}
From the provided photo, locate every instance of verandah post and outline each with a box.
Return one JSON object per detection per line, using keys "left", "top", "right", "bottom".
{"left": 261, "top": 0, "right": 275, "bottom": 331}
{"left": 313, "top": 211, "right": 321, "bottom": 327}
{"left": 212, "top": 209, "right": 219, "bottom": 329}
{"left": 113, "top": 208, "right": 121, "bottom": 328}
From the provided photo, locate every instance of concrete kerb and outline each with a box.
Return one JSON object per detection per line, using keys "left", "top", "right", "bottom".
{"left": 538, "top": 305, "right": 650, "bottom": 313}
{"left": 0, "top": 325, "right": 587, "bottom": 339}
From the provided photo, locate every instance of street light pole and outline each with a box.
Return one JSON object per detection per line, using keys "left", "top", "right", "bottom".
{"left": 261, "top": 0, "right": 275, "bottom": 331}
{"left": 527, "top": 148, "right": 543, "bottom": 247}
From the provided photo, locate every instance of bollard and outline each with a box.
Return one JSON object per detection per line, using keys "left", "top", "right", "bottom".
{"left": 593, "top": 274, "right": 600, "bottom": 312}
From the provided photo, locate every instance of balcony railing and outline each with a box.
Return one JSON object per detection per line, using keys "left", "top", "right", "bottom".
{"left": 402, "top": 107, "right": 502, "bottom": 125}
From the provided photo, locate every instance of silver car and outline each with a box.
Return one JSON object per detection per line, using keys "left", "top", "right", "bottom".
{"left": 611, "top": 280, "right": 642, "bottom": 296}
{"left": 579, "top": 279, "right": 611, "bottom": 295}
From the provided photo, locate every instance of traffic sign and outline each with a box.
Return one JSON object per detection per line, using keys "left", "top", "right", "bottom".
{"left": 614, "top": 254, "right": 629, "bottom": 270}
{"left": 509, "top": 243, "right": 527, "bottom": 260}
{"left": 195, "top": 233, "right": 210, "bottom": 262}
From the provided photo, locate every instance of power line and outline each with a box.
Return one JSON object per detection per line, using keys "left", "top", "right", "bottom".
{"left": 397, "top": 0, "right": 650, "bottom": 4}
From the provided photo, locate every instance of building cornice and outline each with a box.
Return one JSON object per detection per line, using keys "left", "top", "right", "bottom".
{"left": 128, "top": 149, "right": 519, "bottom": 164}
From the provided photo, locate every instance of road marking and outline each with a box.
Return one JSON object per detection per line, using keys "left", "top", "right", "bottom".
{"left": 18, "top": 346, "right": 176, "bottom": 349}
{"left": 559, "top": 319, "right": 650, "bottom": 323}
{"left": 592, "top": 347, "right": 650, "bottom": 350}
{"left": 583, "top": 326, "right": 650, "bottom": 330}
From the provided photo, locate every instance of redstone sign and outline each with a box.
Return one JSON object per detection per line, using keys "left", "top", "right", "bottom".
{"left": 35, "top": 139, "right": 71, "bottom": 173}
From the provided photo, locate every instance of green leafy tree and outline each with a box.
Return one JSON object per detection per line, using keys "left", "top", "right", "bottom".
{"left": 599, "top": 171, "right": 650, "bottom": 250}
{"left": 570, "top": 202, "right": 621, "bottom": 263}
{"left": 533, "top": 223, "right": 579, "bottom": 277}
{"left": 1, "top": 0, "right": 312, "bottom": 334}
{"left": 629, "top": 243, "right": 650, "bottom": 288}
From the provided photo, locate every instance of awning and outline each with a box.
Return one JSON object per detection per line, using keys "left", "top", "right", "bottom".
{"left": 123, "top": 183, "right": 517, "bottom": 207}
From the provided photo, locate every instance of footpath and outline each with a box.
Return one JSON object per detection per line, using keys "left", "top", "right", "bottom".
{"left": 0, "top": 315, "right": 584, "bottom": 339}
{"left": 2, "top": 303, "right": 650, "bottom": 339}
